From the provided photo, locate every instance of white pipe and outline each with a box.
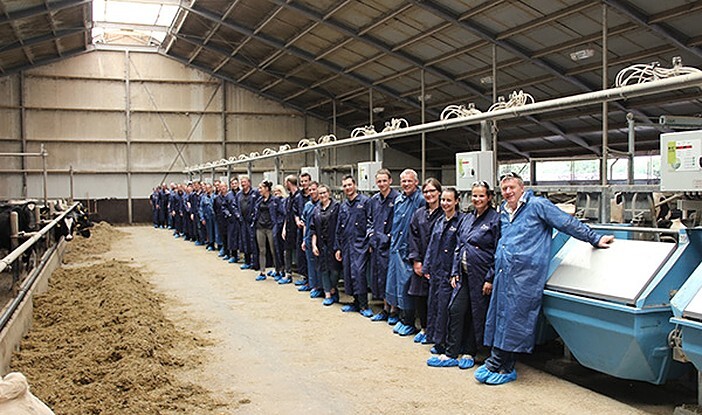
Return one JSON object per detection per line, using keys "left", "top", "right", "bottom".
{"left": 183, "top": 73, "right": 702, "bottom": 173}
{"left": 0, "top": 202, "right": 79, "bottom": 274}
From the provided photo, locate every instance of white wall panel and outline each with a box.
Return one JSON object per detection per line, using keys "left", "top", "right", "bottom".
{"left": 0, "top": 142, "right": 22, "bottom": 170}
{"left": 130, "top": 142, "right": 222, "bottom": 171}
{"left": 0, "top": 109, "right": 20, "bottom": 140}
{"left": 28, "top": 51, "right": 125, "bottom": 79}
{"left": 227, "top": 87, "right": 297, "bottom": 114}
{"left": 130, "top": 113, "right": 221, "bottom": 142}
{"left": 129, "top": 53, "right": 213, "bottom": 82}
{"left": 25, "top": 78, "right": 125, "bottom": 110}
{"left": 24, "top": 142, "right": 127, "bottom": 171}
{"left": 27, "top": 111, "right": 125, "bottom": 140}
{"left": 229, "top": 114, "right": 304, "bottom": 144}
{"left": 0, "top": 175, "right": 23, "bottom": 199}
{"left": 0, "top": 76, "right": 19, "bottom": 106}
{"left": 129, "top": 82, "right": 222, "bottom": 112}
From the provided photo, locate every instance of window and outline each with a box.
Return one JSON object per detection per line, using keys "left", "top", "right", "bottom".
{"left": 92, "top": 0, "right": 179, "bottom": 46}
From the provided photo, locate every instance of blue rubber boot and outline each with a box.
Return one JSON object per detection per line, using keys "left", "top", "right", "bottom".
{"left": 322, "top": 297, "right": 334, "bottom": 306}
{"left": 485, "top": 369, "right": 517, "bottom": 385}
{"left": 370, "top": 311, "right": 388, "bottom": 322}
{"left": 398, "top": 324, "right": 418, "bottom": 337}
{"left": 255, "top": 274, "right": 266, "bottom": 281}
{"left": 360, "top": 308, "right": 374, "bottom": 318}
{"left": 387, "top": 315, "right": 399, "bottom": 325}
{"left": 427, "top": 355, "right": 459, "bottom": 367}
{"left": 474, "top": 364, "right": 492, "bottom": 383}
{"left": 413, "top": 332, "right": 426, "bottom": 343}
{"left": 341, "top": 304, "right": 359, "bottom": 313}
{"left": 458, "top": 356, "right": 475, "bottom": 370}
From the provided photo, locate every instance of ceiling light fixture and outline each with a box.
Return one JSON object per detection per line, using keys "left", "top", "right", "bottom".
{"left": 480, "top": 76, "right": 493, "bottom": 85}
{"left": 372, "top": 106, "right": 385, "bottom": 114}
{"left": 570, "top": 48, "right": 595, "bottom": 62}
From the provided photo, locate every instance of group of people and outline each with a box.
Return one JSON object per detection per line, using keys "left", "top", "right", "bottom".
{"left": 150, "top": 169, "right": 614, "bottom": 385}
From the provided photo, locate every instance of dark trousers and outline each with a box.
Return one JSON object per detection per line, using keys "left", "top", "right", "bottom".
{"left": 445, "top": 284, "right": 477, "bottom": 358}
{"left": 485, "top": 347, "right": 516, "bottom": 373}
{"left": 353, "top": 294, "right": 369, "bottom": 309}
{"left": 402, "top": 295, "right": 428, "bottom": 329}
{"left": 284, "top": 240, "right": 297, "bottom": 274}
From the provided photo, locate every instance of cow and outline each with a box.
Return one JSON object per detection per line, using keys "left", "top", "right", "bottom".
{"left": 0, "top": 200, "right": 39, "bottom": 252}
{"left": 52, "top": 202, "right": 93, "bottom": 242}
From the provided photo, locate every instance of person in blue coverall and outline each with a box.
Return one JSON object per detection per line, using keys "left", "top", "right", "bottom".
{"left": 300, "top": 181, "right": 320, "bottom": 294}
{"left": 293, "top": 172, "right": 312, "bottom": 287}
{"left": 368, "top": 168, "right": 400, "bottom": 321}
{"left": 405, "top": 178, "right": 442, "bottom": 341}
{"left": 158, "top": 184, "right": 169, "bottom": 227}
{"left": 335, "top": 175, "right": 373, "bottom": 317}
{"left": 199, "top": 183, "right": 216, "bottom": 251}
{"left": 171, "top": 185, "right": 184, "bottom": 237}
{"left": 225, "top": 179, "right": 241, "bottom": 262}
{"left": 253, "top": 180, "right": 283, "bottom": 281}
{"left": 280, "top": 175, "right": 301, "bottom": 284}
{"left": 270, "top": 185, "right": 288, "bottom": 280}
{"left": 310, "top": 184, "right": 342, "bottom": 306}
{"left": 213, "top": 182, "right": 230, "bottom": 256}
{"left": 428, "top": 180, "right": 499, "bottom": 369}
{"left": 237, "top": 175, "right": 259, "bottom": 270}
{"left": 422, "top": 188, "right": 463, "bottom": 348}
{"left": 149, "top": 187, "right": 160, "bottom": 228}
{"left": 385, "top": 169, "right": 425, "bottom": 334}
{"left": 474, "top": 172, "right": 614, "bottom": 385}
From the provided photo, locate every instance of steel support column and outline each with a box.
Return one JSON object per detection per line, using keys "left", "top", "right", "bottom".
{"left": 421, "top": 70, "right": 426, "bottom": 181}
{"left": 125, "top": 51, "right": 133, "bottom": 224}
{"left": 19, "top": 71, "right": 27, "bottom": 198}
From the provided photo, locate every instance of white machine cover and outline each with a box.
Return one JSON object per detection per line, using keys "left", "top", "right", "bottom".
{"left": 0, "top": 372, "right": 54, "bottom": 415}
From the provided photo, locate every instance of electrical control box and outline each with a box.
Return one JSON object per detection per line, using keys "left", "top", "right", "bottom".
{"left": 660, "top": 130, "right": 702, "bottom": 191}
{"left": 300, "top": 166, "right": 319, "bottom": 183}
{"left": 263, "top": 171, "right": 278, "bottom": 186}
{"left": 455, "top": 151, "right": 494, "bottom": 191}
{"left": 357, "top": 161, "right": 382, "bottom": 191}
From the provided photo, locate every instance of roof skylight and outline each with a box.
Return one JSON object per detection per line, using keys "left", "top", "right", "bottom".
{"left": 92, "top": 0, "right": 179, "bottom": 46}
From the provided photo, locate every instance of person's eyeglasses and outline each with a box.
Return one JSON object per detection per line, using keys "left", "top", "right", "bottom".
{"left": 423, "top": 189, "right": 438, "bottom": 194}
{"left": 471, "top": 180, "right": 490, "bottom": 188}
{"left": 499, "top": 172, "right": 522, "bottom": 182}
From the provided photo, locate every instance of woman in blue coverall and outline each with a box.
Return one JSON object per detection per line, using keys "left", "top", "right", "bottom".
{"left": 422, "top": 187, "right": 463, "bottom": 354}
{"left": 253, "top": 180, "right": 282, "bottom": 281}
{"left": 406, "top": 178, "right": 443, "bottom": 341}
{"left": 428, "top": 181, "right": 499, "bottom": 369}
{"left": 310, "top": 184, "right": 342, "bottom": 306}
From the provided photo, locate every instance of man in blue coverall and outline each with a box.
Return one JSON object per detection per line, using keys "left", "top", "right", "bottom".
{"left": 475, "top": 172, "right": 614, "bottom": 385}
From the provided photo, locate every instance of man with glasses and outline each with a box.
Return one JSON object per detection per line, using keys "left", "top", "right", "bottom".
{"left": 475, "top": 172, "right": 614, "bottom": 385}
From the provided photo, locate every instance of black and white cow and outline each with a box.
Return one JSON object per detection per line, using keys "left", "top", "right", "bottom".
{"left": 0, "top": 200, "right": 39, "bottom": 252}
{"left": 52, "top": 202, "right": 93, "bottom": 241}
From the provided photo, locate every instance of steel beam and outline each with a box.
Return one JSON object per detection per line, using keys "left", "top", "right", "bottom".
{"left": 163, "top": 51, "right": 344, "bottom": 128}
{"left": 180, "top": 3, "right": 428, "bottom": 113}
{"left": 604, "top": 0, "right": 702, "bottom": 59}
{"left": 0, "top": 0, "right": 90, "bottom": 25}
{"left": 172, "top": 32, "right": 370, "bottom": 117}
{"left": 1, "top": 47, "right": 89, "bottom": 78}
{"left": 0, "top": 27, "right": 87, "bottom": 55}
